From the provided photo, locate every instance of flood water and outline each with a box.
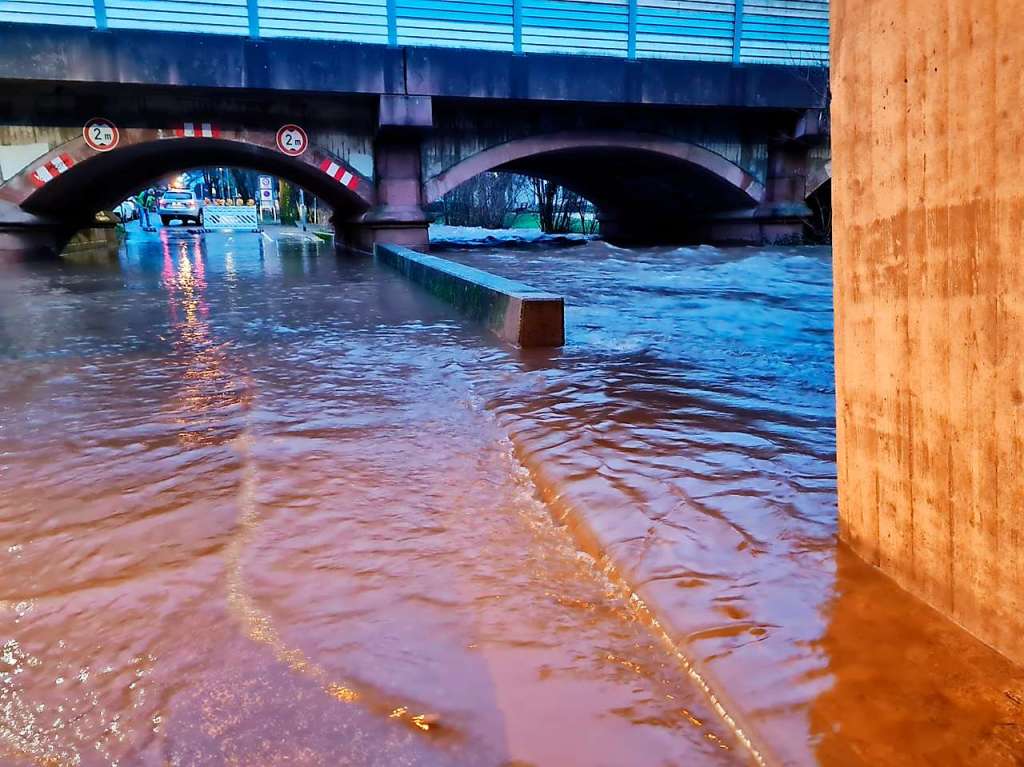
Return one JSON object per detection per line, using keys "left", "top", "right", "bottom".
{"left": 1, "top": 229, "right": 1022, "bottom": 766}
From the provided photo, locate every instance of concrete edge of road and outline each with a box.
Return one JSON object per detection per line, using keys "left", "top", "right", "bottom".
{"left": 377, "top": 242, "right": 774, "bottom": 761}
{"left": 374, "top": 244, "right": 565, "bottom": 348}
{"left": 505, "top": 435, "right": 782, "bottom": 767}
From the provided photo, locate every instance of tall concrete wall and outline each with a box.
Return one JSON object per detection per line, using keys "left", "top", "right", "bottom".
{"left": 832, "top": 0, "right": 1024, "bottom": 663}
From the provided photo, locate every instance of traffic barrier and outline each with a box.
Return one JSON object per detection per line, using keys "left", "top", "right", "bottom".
{"left": 203, "top": 205, "right": 260, "bottom": 232}
{"left": 375, "top": 244, "right": 564, "bottom": 348}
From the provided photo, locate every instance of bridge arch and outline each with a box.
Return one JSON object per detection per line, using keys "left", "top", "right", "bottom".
{"left": 0, "top": 128, "right": 374, "bottom": 226}
{"left": 423, "top": 132, "right": 765, "bottom": 242}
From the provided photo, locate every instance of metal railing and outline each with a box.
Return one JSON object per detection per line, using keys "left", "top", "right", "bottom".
{"left": 0, "top": 0, "right": 828, "bottom": 65}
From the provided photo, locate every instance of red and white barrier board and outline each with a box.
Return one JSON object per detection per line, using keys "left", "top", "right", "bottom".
{"left": 174, "top": 122, "right": 220, "bottom": 138}
{"left": 320, "top": 159, "right": 359, "bottom": 190}
{"left": 30, "top": 153, "right": 75, "bottom": 188}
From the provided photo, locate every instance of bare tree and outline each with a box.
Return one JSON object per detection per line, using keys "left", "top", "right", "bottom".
{"left": 442, "top": 173, "right": 528, "bottom": 228}
{"left": 532, "top": 178, "right": 597, "bottom": 234}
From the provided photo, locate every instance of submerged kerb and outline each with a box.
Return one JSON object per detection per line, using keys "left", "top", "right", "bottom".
{"left": 374, "top": 244, "right": 564, "bottom": 348}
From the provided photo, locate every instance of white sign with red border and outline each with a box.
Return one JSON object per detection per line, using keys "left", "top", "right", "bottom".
{"left": 276, "top": 124, "right": 308, "bottom": 156}
{"left": 83, "top": 118, "right": 119, "bottom": 152}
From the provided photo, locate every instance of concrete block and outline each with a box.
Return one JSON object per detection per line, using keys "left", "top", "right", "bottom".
{"left": 375, "top": 244, "right": 564, "bottom": 348}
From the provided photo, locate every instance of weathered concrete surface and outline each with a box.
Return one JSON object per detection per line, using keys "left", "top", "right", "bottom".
{"left": 0, "top": 88, "right": 378, "bottom": 181}
{"left": 422, "top": 100, "right": 773, "bottom": 196}
{"left": 375, "top": 244, "right": 564, "bottom": 347}
{"left": 353, "top": 108, "right": 432, "bottom": 252}
{"left": 833, "top": 0, "right": 1024, "bottom": 663}
{"left": 0, "top": 23, "right": 828, "bottom": 110}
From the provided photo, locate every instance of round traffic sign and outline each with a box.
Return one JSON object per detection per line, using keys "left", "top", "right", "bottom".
{"left": 83, "top": 118, "right": 119, "bottom": 152}
{"left": 276, "top": 124, "right": 308, "bottom": 157}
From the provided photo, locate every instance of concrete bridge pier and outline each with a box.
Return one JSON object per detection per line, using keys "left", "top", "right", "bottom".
{"left": 761, "top": 141, "right": 813, "bottom": 240}
{"left": 833, "top": 0, "right": 1024, "bottom": 665}
{"left": 348, "top": 96, "right": 432, "bottom": 252}
{"left": 707, "top": 140, "right": 812, "bottom": 244}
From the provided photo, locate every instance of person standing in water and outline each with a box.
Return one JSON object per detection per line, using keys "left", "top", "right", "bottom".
{"left": 136, "top": 189, "right": 155, "bottom": 229}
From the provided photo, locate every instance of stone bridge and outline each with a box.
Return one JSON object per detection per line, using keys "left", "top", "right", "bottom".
{"left": 0, "top": 22, "right": 830, "bottom": 254}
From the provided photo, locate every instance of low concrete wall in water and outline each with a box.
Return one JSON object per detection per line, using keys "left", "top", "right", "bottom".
{"left": 374, "top": 244, "right": 564, "bottom": 348}
{"left": 62, "top": 226, "right": 121, "bottom": 258}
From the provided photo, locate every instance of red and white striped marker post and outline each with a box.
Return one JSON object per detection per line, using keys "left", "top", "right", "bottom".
{"left": 319, "top": 159, "right": 359, "bottom": 190}
{"left": 30, "top": 153, "right": 76, "bottom": 188}
{"left": 174, "top": 122, "right": 220, "bottom": 138}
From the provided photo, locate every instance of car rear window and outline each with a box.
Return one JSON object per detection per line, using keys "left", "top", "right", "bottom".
{"left": 162, "top": 192, "right": 193, "bottom": 201}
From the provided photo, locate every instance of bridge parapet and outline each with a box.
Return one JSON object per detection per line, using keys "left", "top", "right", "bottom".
{"left": 0, "top": 0, "right": 827, "bottom": 67}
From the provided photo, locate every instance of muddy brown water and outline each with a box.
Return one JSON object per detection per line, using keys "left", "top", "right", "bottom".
{"left": 0, "top": 229, "right": 1021, "bottom": 766}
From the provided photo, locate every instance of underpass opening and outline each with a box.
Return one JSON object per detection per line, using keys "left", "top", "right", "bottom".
{"left": 17, "top": 136, "right": 370, "bottom": 227}
{"left": 0, "top": 131, "right": 372, "bottom": 256}
{"left": 134, "top": 166, "right": 334, "bottom": 232}
{"left": 423, "top": 133, "right": 764, "bottom": 246}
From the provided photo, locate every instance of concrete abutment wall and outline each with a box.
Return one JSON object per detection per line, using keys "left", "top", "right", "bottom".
{"left": 833, "top": 0, "right": 1024, "bottom": 663}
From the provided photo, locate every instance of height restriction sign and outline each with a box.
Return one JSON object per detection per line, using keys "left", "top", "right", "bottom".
{"left": 276, "top": 124, "right": 308, "bottom": 157}
{"left": 83, "top": 118, "right": 119, "bottom": 152}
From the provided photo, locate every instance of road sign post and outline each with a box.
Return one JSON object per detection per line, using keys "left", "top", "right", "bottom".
{"left": 258, "top": 177, "right": 276, "bottom": 223}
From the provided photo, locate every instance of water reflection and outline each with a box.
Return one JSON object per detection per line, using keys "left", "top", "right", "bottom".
{"left": 161, "top": 233, "right": 248, "bottom": 449}
{"left": 809, "top": 545, "right": 1024, "bottom": 765}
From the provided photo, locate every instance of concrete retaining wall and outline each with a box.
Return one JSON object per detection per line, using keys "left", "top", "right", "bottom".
{"left": 374, "top": 244, "right": 564, "bottom": 348}
{"left": 833, "top": 0, "right": 1024, "bottom": 663}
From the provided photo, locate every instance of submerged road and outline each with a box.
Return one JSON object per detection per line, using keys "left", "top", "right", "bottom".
{"left": 0, "top": 226, "right": 1021, "bottom": 765}
{"left": 0, "top": 227, "right": 747, "bottom": 766}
